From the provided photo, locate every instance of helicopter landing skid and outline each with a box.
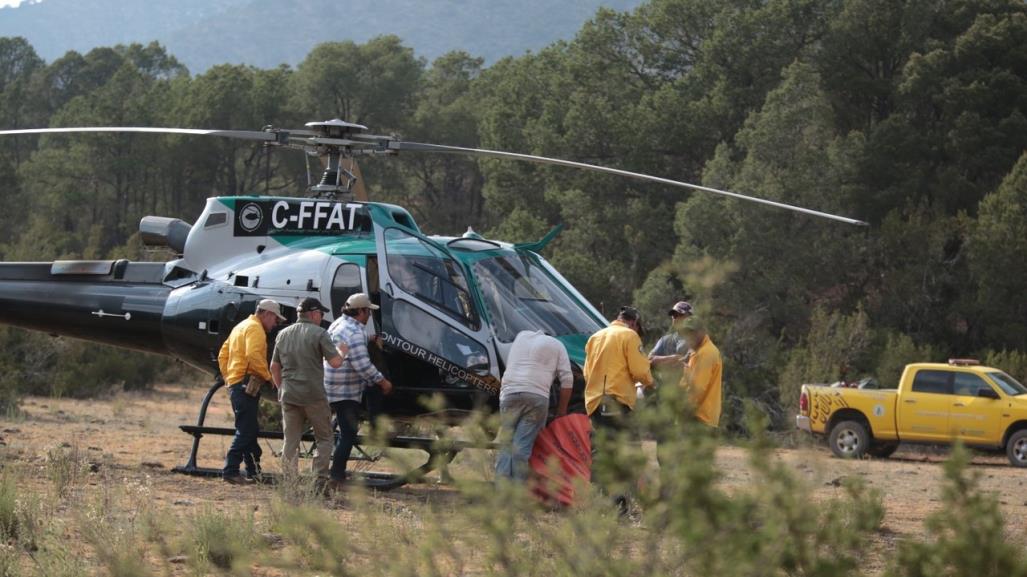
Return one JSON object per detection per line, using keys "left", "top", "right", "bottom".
{"left": 172, "top": 380, "right": 486, "bottom": 491}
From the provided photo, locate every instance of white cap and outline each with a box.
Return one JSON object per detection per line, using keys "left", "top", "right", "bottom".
{"left": 344, "top": 293, "right": 379, "bottom": 311}
{"left": 256, "top": 299, "right": 286, "bottom": 321}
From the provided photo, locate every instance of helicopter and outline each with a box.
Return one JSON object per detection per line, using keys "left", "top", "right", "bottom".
{"left": 0, "top": 119, "right": 866, "bottom": 488}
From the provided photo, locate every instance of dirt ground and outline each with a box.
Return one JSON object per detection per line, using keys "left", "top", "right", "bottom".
{"left": 2, "top": 383, "right": 1027, "bottom": 575}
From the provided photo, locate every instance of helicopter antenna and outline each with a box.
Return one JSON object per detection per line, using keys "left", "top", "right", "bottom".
{"left": 264, "top": 146, "right": 270, "bottom": 195}
{"left": 0, "top": 122, "right": 867, "bottom": 225}
{"left": 262, "top": 125, "right": 272, "bottom": 195}
{"left": 303, "top": 152, "right": 312, "bottom": 189}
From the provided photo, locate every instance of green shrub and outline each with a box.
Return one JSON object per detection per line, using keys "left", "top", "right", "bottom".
{"left": 0, "top": 326, "right": 174, "bottom": 401}
{"left": 0, "top": 542, "right": 19, "bottom": 577}
{"left": 78, "top": 497, "right": 154, "bottom": 577}
{"left": 0, "top": 471, "right": 47, "bottom": 553}
{"left": 635, "top": 394, "right": 883, "bottom": 577}
{"left": 886, "top": 445, "right": 1027, "bottom": 577}
{"left": 273, "top": 386, "right": 883, "bottom": 577}
{"left": 632, "top": 264, "right": 688, "bottom": 328}
{"left": 0, "top": 382, "right": 18, "bottom": 419}
{"left": 270, "top": 503, "right": 353, "bottom": 575}
{"left": 258, "top": 397, "right": 283, "bottom": 432}
{"left": 0, "top": 475, "right": 17, "bottom": 544}
{"left": 876, "top": 331, "right": 937, "bottom": 388}
{"left": 27, "top": 541, "right": 86, "bottom": 577}
{"left": 0, "top": 328, "right": 50, "bottom": 408}
{"left": 43, "top": 446, "right": 84, "bottom": 500}
{"left": 778, "top": 306, "right": 875, "bottom": 408}
{"left": 982, "top": 349, "right": 1027, "bottom": 383}
{"left": 49, "top": 341, "right": 169, "bottom": 398}
{"left": 190, "top": 507, "right": 256, "bottom": 573}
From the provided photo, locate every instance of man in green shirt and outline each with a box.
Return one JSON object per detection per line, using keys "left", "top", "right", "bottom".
{"left": 271, "top": 297, "right": 346, "bottom": 479}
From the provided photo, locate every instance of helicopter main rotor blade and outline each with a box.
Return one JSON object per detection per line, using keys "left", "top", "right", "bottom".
{"left": 0, "top": 126, "right": 283, "bottom": 143}
{"left": 390, "top": 141, "right": 868, "bottom": 227}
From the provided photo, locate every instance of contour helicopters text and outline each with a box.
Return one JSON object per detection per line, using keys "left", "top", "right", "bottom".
{"left": 380, "top": 331, "right": 500, "bottom": 395}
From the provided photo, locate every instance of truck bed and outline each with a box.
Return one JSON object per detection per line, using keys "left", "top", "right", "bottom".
{"left": 803, "top": 384, "right": 900, "bottom": 440}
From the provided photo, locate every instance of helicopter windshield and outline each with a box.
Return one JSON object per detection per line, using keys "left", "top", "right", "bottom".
{"left": 472, "top": 253, "right": 603, "bottom": 343}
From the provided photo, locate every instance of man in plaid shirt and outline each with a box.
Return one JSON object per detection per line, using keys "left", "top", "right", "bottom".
{"left": 324, "top": 293, "right": 394, "bottom": 488}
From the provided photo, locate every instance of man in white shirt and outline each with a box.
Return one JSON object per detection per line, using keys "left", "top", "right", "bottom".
{"left": 495, "top": 330, "right": 574, "bottom": 482}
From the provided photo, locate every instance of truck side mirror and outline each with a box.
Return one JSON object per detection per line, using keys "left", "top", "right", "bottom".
{"left": 978, "top": 387, "right": 1000, "bottom": 399}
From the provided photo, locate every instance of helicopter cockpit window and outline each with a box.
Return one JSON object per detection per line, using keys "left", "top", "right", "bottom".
{"left": 384, "top": 228, "right": 479, "bottom": 330}
{"left": 472, "top": 253, "right": 604, "bottom": 343}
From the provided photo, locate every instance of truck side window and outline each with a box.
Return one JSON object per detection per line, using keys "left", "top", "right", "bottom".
{"left": 911, "top": 370, "right": 952, "bottom": 395}
{"left": 953, "top": 373, "right": 990, "bottom": 396}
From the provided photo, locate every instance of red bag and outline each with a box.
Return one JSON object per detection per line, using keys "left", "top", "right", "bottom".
{"left": 529, "top": 414, "right": 592, "bottom": 507}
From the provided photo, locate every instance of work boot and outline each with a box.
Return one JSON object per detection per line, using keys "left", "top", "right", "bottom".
{"left": 223, "top": 474, "right": 255, "bottom": 485}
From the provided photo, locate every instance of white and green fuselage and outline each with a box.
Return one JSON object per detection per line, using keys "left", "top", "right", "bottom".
{"left": 43, "top": 195, "right": 606, "bottom": 419}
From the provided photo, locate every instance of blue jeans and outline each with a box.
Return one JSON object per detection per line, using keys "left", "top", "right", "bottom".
{"left": 223, "top": 384, "right": 260, "bottom": 477}
{"left": 495, "top": 392, "right": 549, "bottom": 481}
{"left": 330, "top": 400, "right": 362, "bottom": 482}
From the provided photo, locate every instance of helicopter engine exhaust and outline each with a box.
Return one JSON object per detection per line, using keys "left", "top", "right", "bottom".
{"left": 140, "top": 216, "right": 192, "bottom": 254}
{"left": 0, "top": 260, "right": 171, "bottom": 355}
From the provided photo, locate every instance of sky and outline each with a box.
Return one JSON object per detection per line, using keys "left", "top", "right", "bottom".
{"left": 0, "top": 0, "right": 25, "bottom": 7}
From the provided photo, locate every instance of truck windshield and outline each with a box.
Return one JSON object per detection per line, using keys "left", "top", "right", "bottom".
{"left": 472, "top": 253, "right": 603, "bottom": 343}
{"left": 988, "top": 371, "right": 1027, "bottom": 396}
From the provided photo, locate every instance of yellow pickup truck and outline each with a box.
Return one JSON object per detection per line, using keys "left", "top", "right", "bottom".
{"left": 796, "top": 360, "right": 1027, "bottom": 466}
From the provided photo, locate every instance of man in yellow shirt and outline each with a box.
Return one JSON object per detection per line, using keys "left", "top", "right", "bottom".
{"left": 584, "top": 307, "right": 654, "bottom": 511}
{"left": 217, "top": 299, "right": 285, "bottom": 484}
{"left": 678, "top": 317, "right": 723, "bottom": 427}
{"left": 584, "top": 306, "right": 654, "bottom": 421}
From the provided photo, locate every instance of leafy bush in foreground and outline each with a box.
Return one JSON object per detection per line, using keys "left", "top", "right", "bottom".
{"left": 0, "top": 382, "right": 1024, "bottom": 576}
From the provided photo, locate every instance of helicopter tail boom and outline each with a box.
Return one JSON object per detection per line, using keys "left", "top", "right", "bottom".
{"left": 0, "top": 261, "right": 171, "bottom": 355}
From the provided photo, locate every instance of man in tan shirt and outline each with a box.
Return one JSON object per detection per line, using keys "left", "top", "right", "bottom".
{"left": 271, "top": 298, "right": 346, "bottom": 480}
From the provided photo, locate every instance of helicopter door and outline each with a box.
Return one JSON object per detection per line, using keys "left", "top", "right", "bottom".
{"left": 374, "top": 226, "right": 500, "bottom": 399}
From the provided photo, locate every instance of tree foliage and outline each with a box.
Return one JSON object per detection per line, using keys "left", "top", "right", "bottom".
{"left": 0, "top": 0, "right": 1023, "bottom": 419}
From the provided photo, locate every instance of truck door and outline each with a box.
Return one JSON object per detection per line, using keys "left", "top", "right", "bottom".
{"left": 374, "top": 224, "right": 500, "bottom": 405}
{"left": 950, "top": 371, "right": 1003, "bottom": 445}
{"left": 897, "top": 369, "right": 952, "bottom": 442}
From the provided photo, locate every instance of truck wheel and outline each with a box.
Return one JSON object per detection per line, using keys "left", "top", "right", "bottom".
{"left": 1006, "top": 430, "right": 1027, "bottom": 468}
{"left": 828, "top": 420, "right": 869, "bottom": 459}
{"left": 868, "top": 443, "right": 898, "bottom": 459}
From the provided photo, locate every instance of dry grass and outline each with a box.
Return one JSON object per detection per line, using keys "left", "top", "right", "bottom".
{"left": 0, "top": 385, "right": 1023, "bottom": 575}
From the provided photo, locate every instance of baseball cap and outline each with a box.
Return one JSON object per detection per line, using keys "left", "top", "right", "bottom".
{"left": 618, "top": 306, "right": 645, "bottom": 336}
{"left": 618, "top": 305, "right": 641, "bottom": 322}
{"left": 297, "top": 297, "right": 329, "bottom": 313}
{"left": 344, "top": 293, "right": 380, "bottom": 311}
{"left": 255, "top": 299, "right": 286, "bottom": 321}
{"left": 668, "top": 301, "right": 693, "bottom": 317}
